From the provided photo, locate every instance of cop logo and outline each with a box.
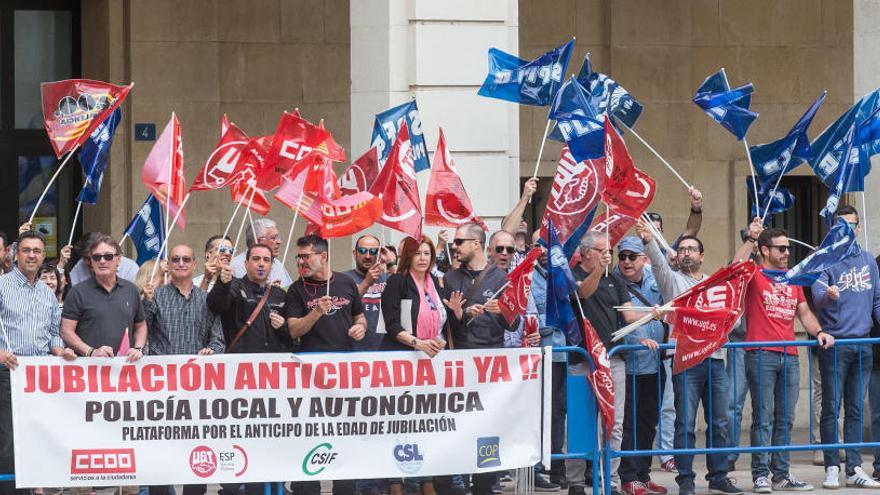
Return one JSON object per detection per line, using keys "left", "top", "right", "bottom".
{"left": 476, "top": 437, "right": 501, "bottom": 468}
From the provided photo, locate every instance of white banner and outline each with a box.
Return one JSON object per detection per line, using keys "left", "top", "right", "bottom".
{"left": 11, "top": 348, "right": 548, "bottom": 487}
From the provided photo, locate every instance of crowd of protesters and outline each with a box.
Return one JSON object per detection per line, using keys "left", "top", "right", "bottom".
{"left": 3, "top": 182, "right": 880, "bottom": 495}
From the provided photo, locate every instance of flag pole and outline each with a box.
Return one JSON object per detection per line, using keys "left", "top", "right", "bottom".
{"left": 531, "top": 120, "right": 553, "bottom": 180}
{"left": 619, "top": 123, "right": 692, "bottom": 190}
{"left": 149, "top": 192, "right": 191, "bottom": 280}
{"left": 759, "top": 162, "right": 790, "bottom": 224}
{"left": 28, "top": 148, "right": 80, "bottom": 224}
{"left": 232, "top": 186, "right": 257, "bottom": 253}
{"left": 861, "top": 191, "right": 869, "bottom": 247}
{"left": 604, "top": 206, "right": 610, "bottom": 277}
{"left": 68, "top": 201, "right": 83, "bottom": 247}
{"left": 281, "top": 186, "right": 307, "bottom": 267}
{"left": 742, "top": 139, "right": 761, "bottom": 218}
{"left": 326, "top": 238, "right": 332, "bottom": 297}
{"left": 788, "top": 238, "right": 816, "bottom": 251}
{"left": 222, "top": 186, "right": 249, "bottom": 239}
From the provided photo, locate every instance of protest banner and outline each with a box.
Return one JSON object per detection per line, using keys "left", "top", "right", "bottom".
{"left": 11, "top": 348, "right": 549, "bottom": 487}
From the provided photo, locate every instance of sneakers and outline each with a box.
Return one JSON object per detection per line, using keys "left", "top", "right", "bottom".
{"left": 708, "top": 478, "right": 744, "bottom": 494}
{"left": 823, "top": 466, "right": 840, "bottom": 489}
{"left": 660, "top": 458, "right": 678, "bottom": 473}
{"left": 622, "top": 481, "right": 647, "bottom": 495}
{"left": 772, "top": 474, "right": 814, "bottom": 491}
{"left": 677, "top": 486, "right": 695, "bottom": 495}
{"left": 534, "top": 474, "right": 560, "bottom": 492}
{"left": 753, "top": 476, "right": 772, "bottom": 494}
{"left": 847, "top": 466, "right": 880, "bottom": 488}
{"left": 643, "top": 480, "right": 667, "bottom": 495}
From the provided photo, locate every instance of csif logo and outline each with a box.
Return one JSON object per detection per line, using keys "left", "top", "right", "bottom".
{"left": 393, "top": 443, "right": 424, "bottom": 474}
{"left": 302, "top": 443, "right": 337, "bottom": 476}
{"left": 476, "top": 437, "right": 501, "bottom": 468}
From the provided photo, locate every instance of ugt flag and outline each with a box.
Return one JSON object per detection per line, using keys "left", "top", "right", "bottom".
{"left": 77, "top": 107, "right": 122, "bottom": 204}
{"left": 371, "top": 99, "right": 431, "bottom": 172}
{"left": 810, "top": 88, "right": 880, "bottom": 191}
{"left": 478, "top": 39, "right": 573, "bottom": 107}
{"left": 124, "top": 195, "right": 165, "bottom": 265}
{"left": 41, "top": 79, "right": 132, "bottom": 157}
{"left": 576, "top": 52, "right": 643, "bottom": 128}
{"left": 424, "top": 128, "right": 487, "bottom": 230}
{"left": 547, "top": 76, "right": 605, "bottom": 162}
{"left": 750, "top": 91, "right": 826, "bottom": 180}
{"left": 602, "top": 118, "right": 656, "bottom": 219}
{"left": 581, "top": 316, "right": 615, "bottom": 440}
{"left": 769, "top": 217, "right": 856, "bottom": 286}
{"left": 693, "top": 68, "right": 758, "bottom": 140}
{"left": 498, "top": 247, "right": 542, "bottom": 325}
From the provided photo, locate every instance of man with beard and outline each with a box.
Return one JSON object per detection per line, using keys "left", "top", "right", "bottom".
{"left": 488, "top": 230, "right": 517, "bottom": 272}
{"left": 635, "top": 221, "right": 742, "bottom": 495}
{"left": 739, "top": 224, "right": 831, "bottom": 493}
{"left": 344, "top": 235, "right": 392, "bottom": 351}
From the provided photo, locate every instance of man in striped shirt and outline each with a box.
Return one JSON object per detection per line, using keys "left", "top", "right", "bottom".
{"left": 0, "top": 230, "right": 74, "bottom": 495}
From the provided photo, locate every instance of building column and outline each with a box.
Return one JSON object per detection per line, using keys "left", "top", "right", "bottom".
{"left": 350, "top": 0, "right": 520, "bottom": 249}
{"left": 854, "top": 0, "right": 880, "bottom": 253}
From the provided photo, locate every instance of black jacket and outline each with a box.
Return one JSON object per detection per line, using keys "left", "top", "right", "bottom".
{"left": 442, "top": 264, "right": 513, "bottom": 349}
{"left": 206, "top": 277, "right": 293, "bottom": 353}
{"left": 380, "top": 272, "right": 445, "bottom": 351}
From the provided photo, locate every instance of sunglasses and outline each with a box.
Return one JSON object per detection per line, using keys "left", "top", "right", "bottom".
{"left": 90, "top": 253, "right": 117, "bottom": 262}
{"left": 217, "top": 245, "right": 233, "bottom": 255}
{"left": 356, "top": 247, "right": 379, "bottom": 256}
{"left": 768, "top": 245, "right": 791, "bottom": 253}
{"left": 453, "top": 238, "right": 476, "bottom": 246}
{"left": 494, "top": 246, "right": 515, "bottom": 254}
{"left": 618, "top": 253, "right": 642, "bottom": 262}
{"left": 171, "top": 256, "right": 194, "bottom": 265}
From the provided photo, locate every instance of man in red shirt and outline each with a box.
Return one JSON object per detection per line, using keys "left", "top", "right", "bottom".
{"left": 742, "top": 226, "right": 833, "bottom": 493}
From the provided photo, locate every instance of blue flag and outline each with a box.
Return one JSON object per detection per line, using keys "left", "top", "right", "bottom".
{"left": 810, "top": 88, "right": 880, "bottom": 190}
{"left": 693, "top": 68, "right": 759, "bottom": 140}
{"left": 820, "top": 124, "right": 858, "bottom": 219}
{"left": 124, "top": 194, "right": 166, "bottom": 265}
{"left": 750, "top": 92, "right": 826, "bottom": 180}
{"left": 77, "top": 108, "right": 122, "bottom": 204}
{"left": 768, "top": 218, "right": 856, "bottom": 286}
{"left": 575, "top": 53, "right": 643, "bottom": 128}
{"left": 478, "top": 39, "right": 574, "bottom": 107}
{"left": 547, "top": 76, "right": 605, "bottom": 161}
{"left": 747, "top": 178, "right": 794, "bottom": 218}
{"left": 545, "top": 219, "right": 579, "bottom": 345}
{"left": 370, "top": 100, "right": 431, "bottom": 172}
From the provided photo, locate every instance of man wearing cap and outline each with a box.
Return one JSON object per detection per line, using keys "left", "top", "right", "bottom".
{"left": 614, "top": 236, "right": 668, "bottom": 495}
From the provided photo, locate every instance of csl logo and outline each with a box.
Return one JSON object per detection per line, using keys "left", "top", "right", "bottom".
{"left": 476, "top": 437, "right": 501, "bottom": 468}
{"left": 393, "top": 444, "right": 424, "bottom": 474}
{"left": 302, "top": 443, "right": 337, "bottom": 476}
{"left": 70, "top": 449, "right": 136, "bottom": 474}
{"left": 189, "top": 446, "right": 218, "bottom": 478}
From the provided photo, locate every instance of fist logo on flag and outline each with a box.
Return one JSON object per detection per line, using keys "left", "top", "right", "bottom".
{"left": 547, "top": 149, "right": 601, "bottom": 216}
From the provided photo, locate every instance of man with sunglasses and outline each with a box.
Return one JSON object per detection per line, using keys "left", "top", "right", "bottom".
{"left": 61, "top": 235, "right": 148, "bottom": 362}
{"left": 736, "top": 223, "right": 831, "bottom": 492}
{"left": 231, "top": 218, "right": 292, "bottom": 288}
{"left": 345, "top": 235, "right": 391, "bottom": 351}
{"left": 613, "top": 237, "right": 667, "bottom": 495}
{"left": 488, "top": 230, "right": 517, "bottom": 272}
{"left": 195, "top": 234, "right": 234, "bottom": 292}
{"left": 68, "top": 231, "right": 140, "bottom": 285}
{"left": 807, "top": 205, "right": 880, "bottom": 488}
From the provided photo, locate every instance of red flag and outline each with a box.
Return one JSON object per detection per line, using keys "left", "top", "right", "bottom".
{"left": 338, "top": 147, "right": 380, "bottom": 195}
{"left": 117, "top": 331, "right": 130, "bottom": 356}
{"left": 318, "top": 119, "right": 346, "bottom": 162}
{"left": 41, "top": 79, "right": 133, "bottom": 158}
{"left": 141, "top": 114, "right": 186, "bottom": 229}
{"left": 582, "top": 317, "right": 615, "bottom": 440}
{"left": 231, "top": 181, "right": 271, "bottom": 216}
{"left": 602, "top": 118, "right": 656, "bottom": 219}
{"left": 320, "top": 192, "right": 383, "bottom": 238}
{"left": 538, "top": 147, "right": 604, "bottom": 244}
{"left": 369, "top": 122, "right": 423, "bottom": 240}
{"left": 589, "top": 210, "right": 638, "bottom": 248}
{"left": 425, "top": 128, "right": 488, "bottom": 230}
{"left": 227, "top": 132, "right": 274, "bottom": 215}
{"left": 521, "top": 314, "right": 539, "bottom": 348}
{"left": 190, "top": 121, "right": 249, "bottom": 192}
{"left": 255, "top": 112, "right": 332, "bottom": 191}
{"left": 220, "top": 114, "right": 231, "bottom": 135}
{"left": 498, "top": 247, "right": 542, "bottom": 325}
{"left": 669, "top": 260, "right": 757, "bottom": 374}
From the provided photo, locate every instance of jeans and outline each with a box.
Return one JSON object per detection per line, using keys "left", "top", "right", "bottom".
{"left": 726, "top": 347, "right": 749, "bottom": 465}
{"left": 619, "top": 369, "right": 665, "bottom": 483}
{"left": 673, "top": 358, "right": 730, "bottom": 489}
{"left": 0, "top": 369, "right": 27, "bottom": 495}
{"left": 657, "top": 358, "right": 675, "bottom": 464}
{"left": 818, "top": 344, "right": 873, "bottom": 475}
{"left": 871, "top": 368, "right": 880, "bottom": 475}
{"left": 548, "top": 362, "right": 567, "bottom": 480}
{"left": 745, "top": 350, "right": 799, "bottom": 481}
{"left": 567, "top": 357, "right": 625, "bottom": 488}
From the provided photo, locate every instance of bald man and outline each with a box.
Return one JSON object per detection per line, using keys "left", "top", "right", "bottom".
{"left": 488, "top": 230, "right": 517, "bottom": 272}
{"left": 143, "top": 244, "right": 225, "bottom": 357}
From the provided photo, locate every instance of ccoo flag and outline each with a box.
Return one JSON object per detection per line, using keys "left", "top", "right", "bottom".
{"left": 693, "top": 68, "right": 758, "bottom": 140}
{"left": 77, "top": 107, "right": 122, "bottom": 204}
{"left": 124, "top": 194, "right": 165, "bottom": 265}
{"left": 478, "top": 39, "right": 574, "bottom": 107}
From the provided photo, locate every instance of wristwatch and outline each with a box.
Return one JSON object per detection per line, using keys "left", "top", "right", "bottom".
{"left": 133, "top": 346, "right": 144, "bottom": 352}
{"left": 410, "top": 337, "right": 418, "bottom": 348}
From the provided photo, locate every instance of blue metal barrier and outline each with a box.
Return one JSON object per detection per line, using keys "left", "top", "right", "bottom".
{"left": 596, "top": 338, "right": 880, "bottom": 495}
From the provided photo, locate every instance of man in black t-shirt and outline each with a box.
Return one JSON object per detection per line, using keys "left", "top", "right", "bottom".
{"left": 344, "top": 234, "right": 390, "bottom": 351}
